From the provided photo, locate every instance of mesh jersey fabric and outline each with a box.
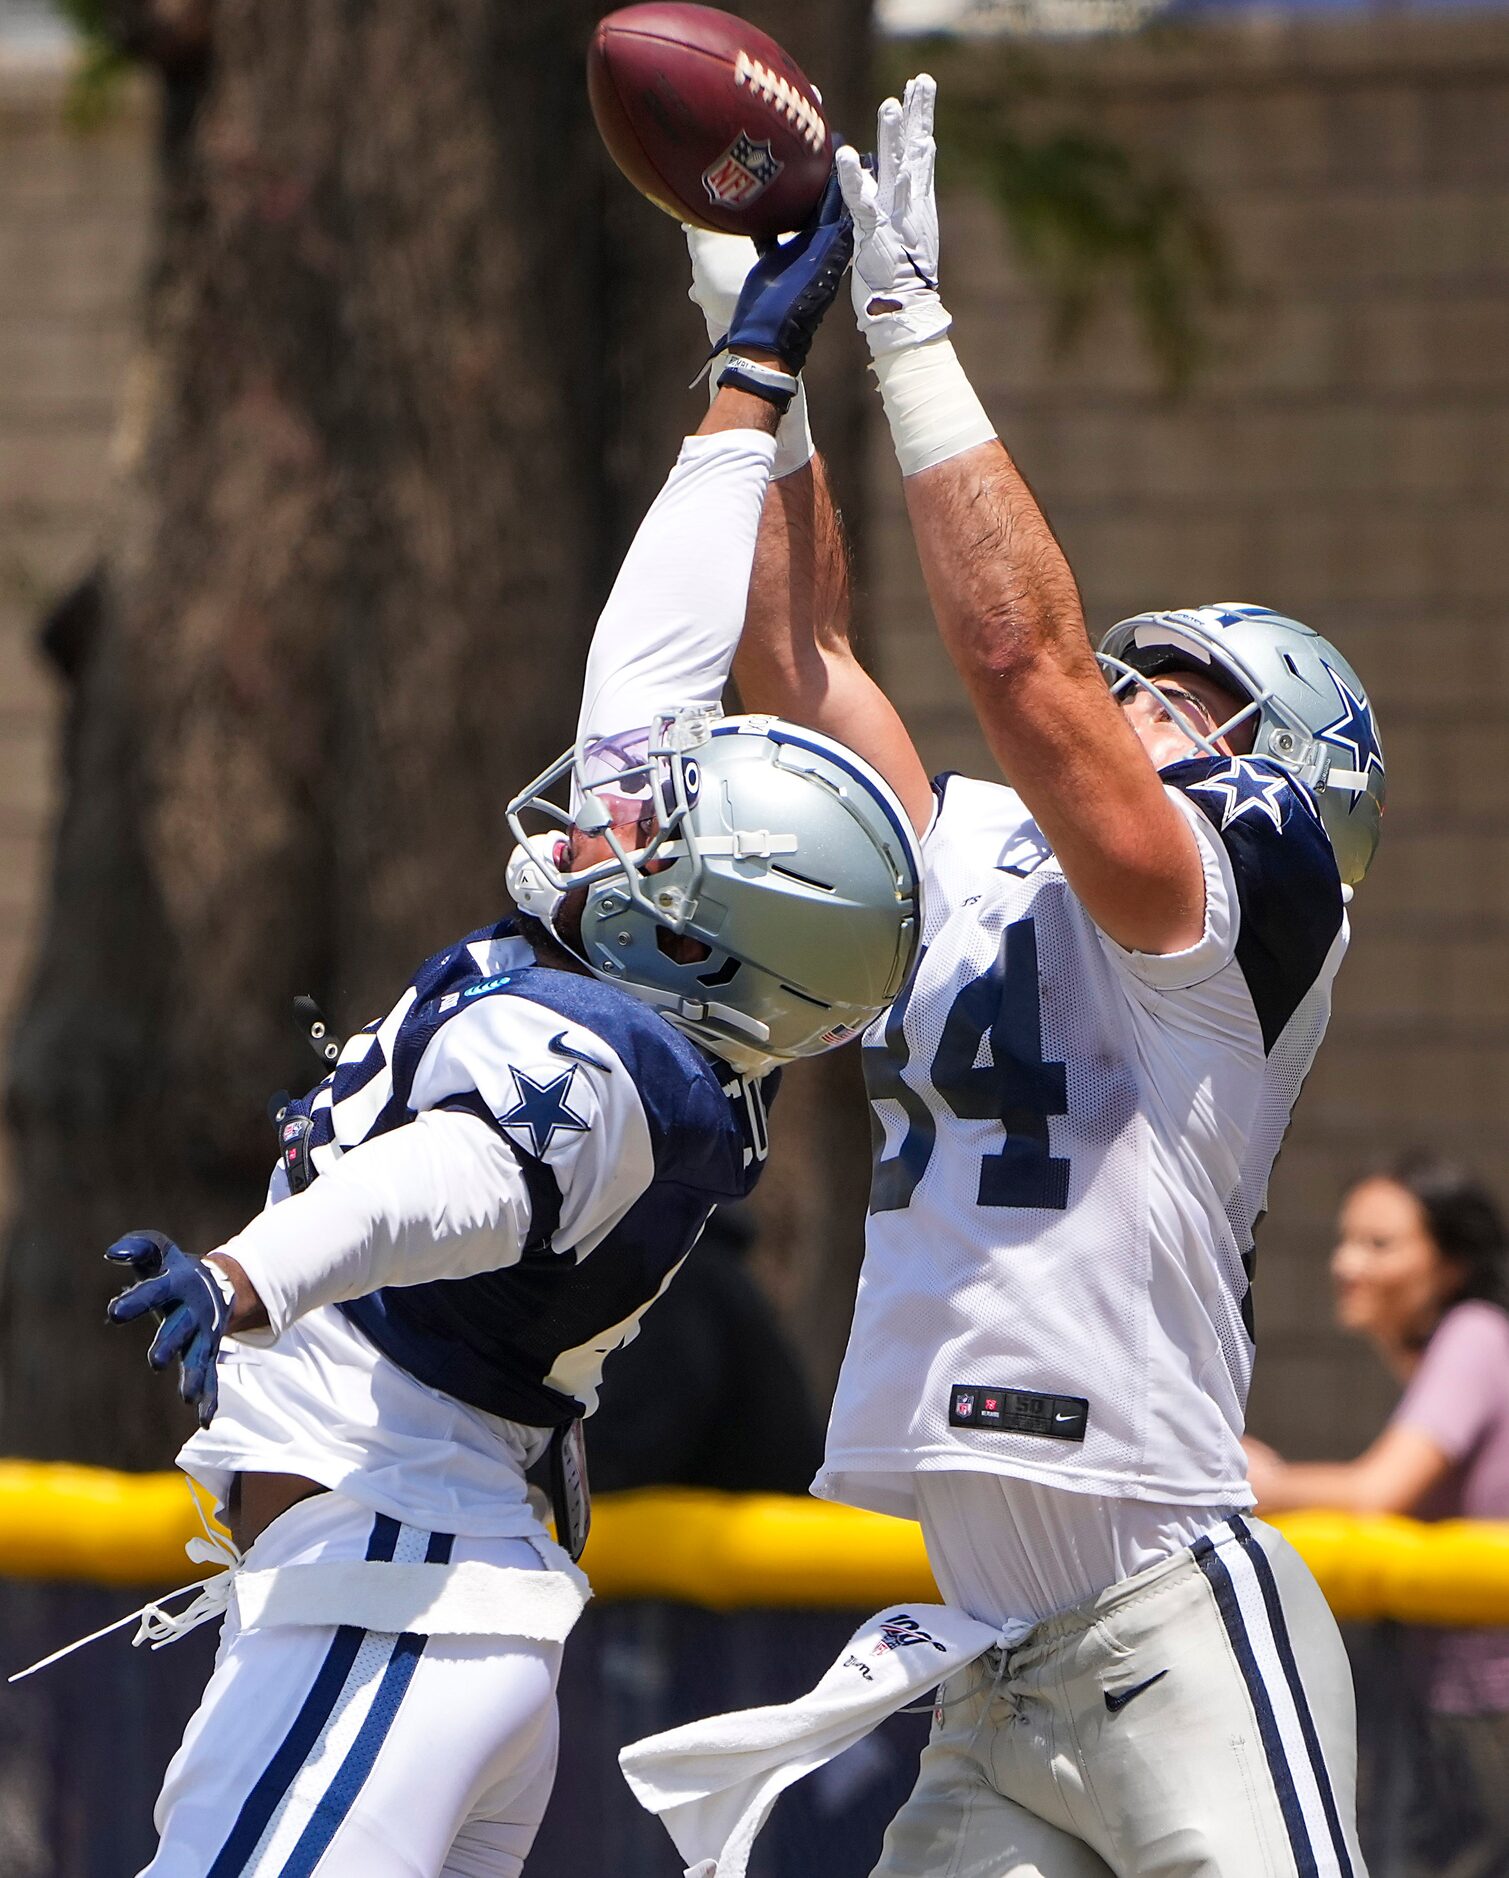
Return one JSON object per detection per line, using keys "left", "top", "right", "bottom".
{"left": 223, "top": 922, "right": 774, "bottom": 1429}
{"left": 815, "top": 756, "right": 1344, "bottom": 1518}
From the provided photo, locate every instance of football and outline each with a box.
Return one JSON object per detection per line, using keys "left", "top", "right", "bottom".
{"left": 587, "top": 4, "right": 832, "bottom": 241}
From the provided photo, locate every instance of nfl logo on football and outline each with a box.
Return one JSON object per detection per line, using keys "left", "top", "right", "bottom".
{"left": 702, "top": 131, "right": 783, "bottom": 208}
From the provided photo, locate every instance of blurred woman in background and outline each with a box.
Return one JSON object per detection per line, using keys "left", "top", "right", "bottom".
{"left": 1245, "top": 1154, "right": 1509, "bottom": 1878}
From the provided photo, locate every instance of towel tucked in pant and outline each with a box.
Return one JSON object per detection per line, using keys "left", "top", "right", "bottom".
{"left": 623, "top": 1517, "right": 1366, "bottom": 1878}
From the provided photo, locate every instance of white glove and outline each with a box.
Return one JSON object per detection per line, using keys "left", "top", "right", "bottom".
{"left": 684, "top": 223, "right": 760, "bottom": 346}
{"left": 836, "top": 74, "right": 952, "bottom": 357}
{"left": 682, "top": 223, "right": 815, "bottom": 480}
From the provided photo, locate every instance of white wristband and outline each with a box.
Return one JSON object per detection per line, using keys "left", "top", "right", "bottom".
{"left": 203, "top": 1257, "right": 239, "bottom": 1317}
{"left": 717, "top": 354, "right": 799, "bottom": 405}
{"left": 871, "top": 336, "right": 997, "bottom": 477}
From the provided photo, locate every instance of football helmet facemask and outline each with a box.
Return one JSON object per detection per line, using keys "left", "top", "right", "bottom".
{"left": 505, "top": 707, "right": 923, "bottom": 1074}
{"left": 1097, "top": 603, "right": 1385, "bottom": 887}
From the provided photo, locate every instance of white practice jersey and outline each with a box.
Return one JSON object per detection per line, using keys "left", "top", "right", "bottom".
{"left": 181, "top": 922, "right": 773, "bottom": 1533}
{"left": 815, "top": 754, "right": 1347, "bottom": 1519}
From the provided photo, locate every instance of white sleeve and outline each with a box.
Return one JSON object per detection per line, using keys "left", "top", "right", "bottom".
{"left": 1095, "top": 788, "right": 1241, "bottom": 992}
{"left": 212, "top": 1108, "right": 534, "bottom": 1341}
{"left": 575, "top": 428, "right": 777, "bottom": 746}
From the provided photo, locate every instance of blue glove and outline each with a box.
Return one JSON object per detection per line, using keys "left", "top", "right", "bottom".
{"left": 725, "top": 163, "right": 854, "bottom": 373}
{"left": 106, "top": 1230, "right": 232, "bottom": 1428}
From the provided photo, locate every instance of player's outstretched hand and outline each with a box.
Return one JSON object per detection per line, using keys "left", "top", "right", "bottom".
{"left": 836, "top": 74, "right": 951, "bottom": 356}
{"left": 724, "top": 165, "right": 854, "bottom": 374}
{"left": 106, "top": 1229, "right": 232, "bottom": 1428}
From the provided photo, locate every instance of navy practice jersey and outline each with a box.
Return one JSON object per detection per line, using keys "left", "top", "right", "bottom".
{"left": 816, "top": 755, "right": 1344, "bottom": 1519}
{"left": 269, "top": 921, "right": 775, "bottom": 1428}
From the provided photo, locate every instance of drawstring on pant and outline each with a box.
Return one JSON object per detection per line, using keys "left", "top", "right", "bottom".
{"left": 8, "top": 1487, "right": 242, "bottom": 1684}
{"left": 964, "top": 1635, "right": 1018, "bottom": 1756}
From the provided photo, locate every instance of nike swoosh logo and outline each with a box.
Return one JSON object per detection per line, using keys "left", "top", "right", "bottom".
{"left": 1103, "top": 1670, "right": 1168, "bottom": 1714}
{"left": 548, "top": 1031, "right": 610, "bottom": 1072}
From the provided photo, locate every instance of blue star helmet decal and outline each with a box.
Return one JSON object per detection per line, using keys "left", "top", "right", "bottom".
{"left": 1317, "top": 663, "right": 1384, "bottom": 808}
{"left": 499, "top": 1064, "right": 591, "bottom": 1157}
{"left": 1189, "top": 759, "right": 1292, "bottom": 833}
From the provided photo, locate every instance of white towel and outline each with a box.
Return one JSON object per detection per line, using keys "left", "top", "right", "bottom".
{"left": 232, "top": 1555, "right": 589, "bottom": 1640}
{"left": 619, "top": 1603, "right": 1031, "bottom": 1878}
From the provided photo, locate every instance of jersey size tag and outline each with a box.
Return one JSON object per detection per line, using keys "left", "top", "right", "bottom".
{"left": 548, "top": 1417, "right": 592, "bottom": 1562}
{"left": 948, "top": 1384, "right": 1089, "bottom": 1443}
{"left": 277, "top": 1110, "right": 316, "bottom": 1195}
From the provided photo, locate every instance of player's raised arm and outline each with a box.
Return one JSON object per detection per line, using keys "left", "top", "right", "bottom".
{"left": 574, "top": 178, "right": 854, "bottom": 753}
{"left": 838, "top": 81, "right": 1209, "bottom": 956}
{"left": 743, "top": 455, "right": 934, "bottom": 837}
{"left": 684, "top": 226, "right": 934, "bottom": 836}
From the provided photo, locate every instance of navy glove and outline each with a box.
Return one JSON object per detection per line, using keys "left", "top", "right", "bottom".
{"left": 106, "top": 1230, "right": 232, "bottom": 1428}
{"left": 725, "top": 163, "right": 854, "bottom": 374}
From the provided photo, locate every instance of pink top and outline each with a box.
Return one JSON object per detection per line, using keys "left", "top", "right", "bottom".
{"left": 1392, "top": 1300, "right": 1509, "bottom": 1713}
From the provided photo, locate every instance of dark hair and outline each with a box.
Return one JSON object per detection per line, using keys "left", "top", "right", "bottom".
{"left": 1353, "top": 1153, "right": 1509, "bottom": 1309}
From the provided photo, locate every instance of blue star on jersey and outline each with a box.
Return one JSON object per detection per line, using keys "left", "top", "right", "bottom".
{"left": 1188, "top": 759, "right": 1291, "bottom": 833}
{"left": 1317, "top": 664, "right": 1383, "bottom": 807}
{"left": 498, "top": 1064, "right": 591, "bottom": 1156}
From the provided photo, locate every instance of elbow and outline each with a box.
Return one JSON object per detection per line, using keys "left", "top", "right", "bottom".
{"left": 734, "top": 637, "right": 840, "bottom": 720}
{"left": 1302, "top": 1466, "right": 1417, "bottom": 1518}
{"left": 732, "top": 636, "right": 788, "bottom": 695}
{"left": 953, "top": 603, "right": 1080, "bottom": 700}
{"left": 1350, "top": 1477, "right": 1420, "bottom": 1518}
{"left": 952, "top": 597, "right": 1032, "bottom": 688}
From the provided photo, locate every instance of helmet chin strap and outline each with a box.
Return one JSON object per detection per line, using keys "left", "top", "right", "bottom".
{"left": 506, "top": 837, "right": 659, "bottom": 978}
{"left": 505, "top": 838, "right": 569, "bottom": 932}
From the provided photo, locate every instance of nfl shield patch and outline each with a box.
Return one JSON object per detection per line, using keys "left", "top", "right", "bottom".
{"left": 702, "top": 131, "right": 784, "bottom": 209}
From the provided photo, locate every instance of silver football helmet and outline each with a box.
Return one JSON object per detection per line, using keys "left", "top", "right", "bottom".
{"left": 504, "top": 707, "right": 923, "bottom": 1074}
{"left": 1097, "top": 603, "right": 1385, "bottom": 887}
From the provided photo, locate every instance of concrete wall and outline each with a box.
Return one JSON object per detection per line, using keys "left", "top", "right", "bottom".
{"left": 4, "top": 15, "right": 1509, "bottom": 1458}
{"left": 0, "top": 57, "right": 151, "bottom": 1199}
{"left": 874, "top": 11, "right": 1509, "bottom": 1453}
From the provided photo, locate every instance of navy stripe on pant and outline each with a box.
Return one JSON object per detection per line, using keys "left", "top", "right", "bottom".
{"left": 1232, "top": 1517, "right": 1354, "bottom": 1877}
{"left": 275, "top": 1530, "right": 455, "bottom": 1876}
{"left": 206, "top": 1516, "right": 461, "bottom": 1877}
{"left": 1192, "top": 1531, "right": 1320, "bottom": 1878}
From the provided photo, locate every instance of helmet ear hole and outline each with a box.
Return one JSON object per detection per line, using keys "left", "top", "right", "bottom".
{"left": 696, "top": 955, "right": 742, "bottom": 989}
{"left": 655, "top": 926, "right": 712, "bottom": 966}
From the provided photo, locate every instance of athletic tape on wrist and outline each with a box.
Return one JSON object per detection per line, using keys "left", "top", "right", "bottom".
{"left": 872, "top": 336, "right": 997, "bottom": 477}
{"left": 772, "top": 379, "right": 815, "bottom": 479}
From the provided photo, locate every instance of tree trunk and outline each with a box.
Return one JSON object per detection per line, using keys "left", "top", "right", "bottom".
{"left": 1, "top": 0, "right": 876, "bottom": 1467}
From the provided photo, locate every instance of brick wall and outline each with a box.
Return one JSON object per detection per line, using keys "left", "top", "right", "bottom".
{"left": 0, "top": 55, "right": 151, "bottom": 1193}
{"left": 873, "top": 12, "right": 1509, "bottom": 1454}
{"left": 4, "top": 17, "right": 1508, "bottom": 1459}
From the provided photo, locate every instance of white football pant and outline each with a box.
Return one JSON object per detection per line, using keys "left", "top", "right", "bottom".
{"left": 140, "top": 1504, "right": 563, "bottom": 1878}
{"left": 873, "top": 1516, "right": 1367, "bottom": 1878}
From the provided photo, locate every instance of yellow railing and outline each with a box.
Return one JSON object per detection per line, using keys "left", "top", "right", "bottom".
{"left": 2, "top": 1464, "right": 1508, "bottom": 1624}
